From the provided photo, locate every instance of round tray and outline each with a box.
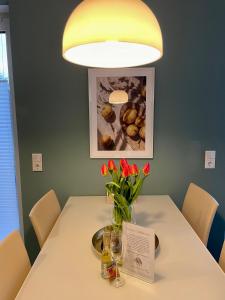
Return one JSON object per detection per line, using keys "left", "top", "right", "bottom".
{"left": 92, "top": 225, "right": 159, "bottom": 257}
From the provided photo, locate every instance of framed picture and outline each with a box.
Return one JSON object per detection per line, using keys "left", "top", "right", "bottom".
{"left": 88, "top": 68, "right": 155, "bottom": 158}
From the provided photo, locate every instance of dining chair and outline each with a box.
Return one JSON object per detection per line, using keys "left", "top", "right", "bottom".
{"left": 219, "top": 240, "right": 225, "bottom": 272}
{"left": 182, "top": 182, "right": 218, "bottom": 246}
{"left": 29, "top": 189, "right": 61, "bottom": 248}
{"left": 0, "top": 231, "right": 31, "bottom": 300}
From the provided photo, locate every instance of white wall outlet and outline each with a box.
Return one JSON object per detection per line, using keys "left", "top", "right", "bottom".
{"left": 205, "top": 151, "right": 216, "bottom": 169}
{"left": 32, "top": 153, "right": 43, "bottom": 171}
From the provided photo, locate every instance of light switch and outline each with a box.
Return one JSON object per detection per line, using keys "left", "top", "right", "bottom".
{"left": 205, "top": 151, "right": 216, "bottom": 169}
{"left": 32, "top": 153, "right": 43, "bottom": 171}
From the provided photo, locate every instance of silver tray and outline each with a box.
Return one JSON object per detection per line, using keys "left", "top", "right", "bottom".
{"left": 92, "top": 225, "right": 159, "bottom": 257}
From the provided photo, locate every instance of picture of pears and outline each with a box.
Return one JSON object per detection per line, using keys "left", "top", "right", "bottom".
{"left": 135, "top": 116, "right": 145, "bottom": 128}
{"left": 101, "top": 104, "right": 113, "bottom": 120}
{"left": 122, "top": 108, "right": 138, "bottom": 124}
{"left": 101, "top": 134, "right": 114, "bottom": 149}
{"left": 126, "top": 124, "right": 139, "bottom": 138}
{"left": 139, "top": 126, "right": 145, "bottom": 140}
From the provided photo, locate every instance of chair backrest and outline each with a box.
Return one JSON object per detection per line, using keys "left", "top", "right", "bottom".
{"left": 182, "top": 183, "right": 218, "bottom": 246}
{"left": 0, "top": 231, "right": 31, "bottom": 300}
{"left": 219, "top": 240, "right": 225, "bottom": 272}
{"left": 29, "top": 189, "right": 61, "bottom": 248}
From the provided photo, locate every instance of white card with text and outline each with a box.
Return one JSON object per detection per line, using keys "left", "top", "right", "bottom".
{"left": 122, "top": 222, "right": 155, "bottom": 283}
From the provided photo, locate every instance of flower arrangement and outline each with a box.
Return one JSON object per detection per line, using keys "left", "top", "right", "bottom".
{"left": 101, "top": 159, "right": 150, "bottom": 227}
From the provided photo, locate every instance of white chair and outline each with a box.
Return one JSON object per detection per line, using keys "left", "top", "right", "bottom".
{"left": 182, "top": 183, "right": 218, "bottom": 246}
{"left": 219, "top": 240, "right": 225, "bottom": 272}
{"left": 29, "top": 189, "right": 61, "bottom": 248}
{"left": 0, "top": 231, "right": 31, "bottom": 300}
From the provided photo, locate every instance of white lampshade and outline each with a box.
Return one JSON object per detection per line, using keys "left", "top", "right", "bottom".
{"left": 109, "top": 90, "right": 128, "bottom": 104}
{"left": 62, "top": 0, "right": 163, "bottom": 68}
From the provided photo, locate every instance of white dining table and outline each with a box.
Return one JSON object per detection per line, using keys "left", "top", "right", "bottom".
{"left": 16, "top": 196, "right": 225, "bottom": 300}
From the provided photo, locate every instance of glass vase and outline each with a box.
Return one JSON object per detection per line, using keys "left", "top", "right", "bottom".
{"left": 112, "top": 203, "right": 135, "bottom": 229}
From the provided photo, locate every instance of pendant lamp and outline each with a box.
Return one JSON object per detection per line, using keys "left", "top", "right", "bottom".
{"left": 62, "top": 0, "right": 163, "bottom": 68}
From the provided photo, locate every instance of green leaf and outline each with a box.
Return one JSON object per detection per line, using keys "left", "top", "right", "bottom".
{"left": 113, "top": 194, "right": 131, "bottom": 221}
{"left": 105, "top": 181, "right": 120, "bottom": 189}
{"left": 131, "top": 177, "right": 144, "bottom": 203}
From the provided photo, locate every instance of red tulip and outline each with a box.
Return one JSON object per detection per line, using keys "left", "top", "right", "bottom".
{"left": 120, "top": 159, "right": 128, "bottom": 169}
{"left": 101, "top": 164, "right": 108, "bottom": 176}
{"left": 108, "top": 160, "right": 117, "bottom": 172}
{"left": 121, "top": 165, "right": 130, "bottom": 177}
{"left": 142, "top": 162, "right": 150, "bottom": 176}
{"left": 128, "top": 164, "right": 133, "bottom": 175}
{"left": 130, "top": 164, "right": 139, "bottom": 176}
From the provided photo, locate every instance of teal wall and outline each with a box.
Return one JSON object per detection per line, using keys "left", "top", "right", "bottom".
{"left": 9, "top": 0, "right": 225, "bottom": 262}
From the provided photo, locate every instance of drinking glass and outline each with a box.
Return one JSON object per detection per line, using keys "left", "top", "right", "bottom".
{"left": 110, "top": 230, "right": 125, "bottom": 287}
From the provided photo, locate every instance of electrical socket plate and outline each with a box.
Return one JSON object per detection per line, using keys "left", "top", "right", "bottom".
{"left": 32, "top": 153, "right": 43, "bottom": 171}
{"left": 205, "top": 151, "right": 216, "bottom": 169}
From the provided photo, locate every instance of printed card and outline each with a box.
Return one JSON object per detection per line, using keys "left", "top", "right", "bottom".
{"left": 122, "top": 222, "right": 155, "bottom": 283}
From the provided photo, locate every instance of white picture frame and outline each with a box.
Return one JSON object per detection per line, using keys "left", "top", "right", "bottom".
{"left": 88, "top": 68, "right": 155, "bottom": 158}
